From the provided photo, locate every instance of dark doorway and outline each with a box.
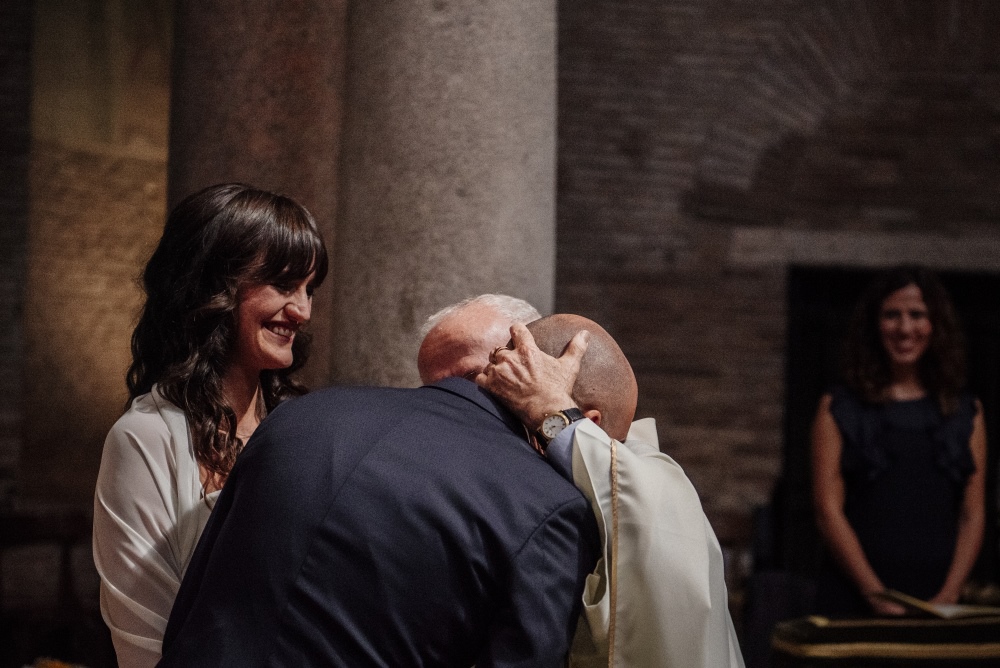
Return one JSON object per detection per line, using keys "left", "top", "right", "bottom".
{"left": 777, "top": 265, "right": 1000, "bottom": 589}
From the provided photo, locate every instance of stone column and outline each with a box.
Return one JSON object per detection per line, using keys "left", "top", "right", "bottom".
{"left": 168, "top": 0, "right": 347, "bottom": 387}
{"left": 332, "top": 1, "right": 557, "bottom": 387}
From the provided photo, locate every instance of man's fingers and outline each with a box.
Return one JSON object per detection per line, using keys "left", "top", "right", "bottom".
{"left": 509, "top": 322, "right": 590, "bottom": 364}
{"left": 560, "top": 329, "right": 590, "bottom": 363}
{"left": 509, "top": 322, "right": 538, "bottom": 352}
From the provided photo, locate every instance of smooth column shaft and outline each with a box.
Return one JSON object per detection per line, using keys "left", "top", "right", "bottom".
{"left": 332, "top": 0, "right": 557, "bottom": 386}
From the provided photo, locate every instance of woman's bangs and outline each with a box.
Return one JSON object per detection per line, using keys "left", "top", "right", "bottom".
{"left": 257, "top": 204, "right": 328, "bottom": 285}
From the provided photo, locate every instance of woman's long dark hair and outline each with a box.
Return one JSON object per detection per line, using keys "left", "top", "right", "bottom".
{"left": 127, "top": 183, "right": 328, "bottom": 487}
{"left": 842, "top": 265, "right": 966, "bottom": 415}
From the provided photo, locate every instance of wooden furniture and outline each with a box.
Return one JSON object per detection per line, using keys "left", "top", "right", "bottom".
{"left": 772, "top": 615, "right": 1000, "bottom": 667}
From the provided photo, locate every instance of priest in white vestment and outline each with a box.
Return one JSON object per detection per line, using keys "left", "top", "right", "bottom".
{"left": 418, "top": 298, "right": 744, "bottom": 667}
{"left": 478, "top": 317, "right": 745, "bottom": 668}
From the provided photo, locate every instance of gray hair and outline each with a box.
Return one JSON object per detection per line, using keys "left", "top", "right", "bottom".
{"left": 418, "top": 294, "right": 542, "bottom": 339}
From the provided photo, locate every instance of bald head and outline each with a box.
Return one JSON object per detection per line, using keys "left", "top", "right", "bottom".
{"left": 527, "top": 315, "right": 638, "bottom": 441}
{"left": 417, "top": 295, "right": 541, "bottom": 384}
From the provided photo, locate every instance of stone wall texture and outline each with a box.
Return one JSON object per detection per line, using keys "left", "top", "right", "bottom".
{"left": 0, "top": 0, "right": 31, "bottom": 508}
{"left": 22, "top": 143, "right": 166, "bottom": 503}
{"left": 6, "top": 1, "right": 1000, "bottom": 656}
{"left": 332, "top": 0, "right": 558, "bottom": 387}
{"left": 4, "top": 4, "right": 170, "bottom": 662}
{"left": 556, "top": 0, "right": 1000, "bottom": 547}
{"left": 169, "top": 0, "right": 347, "bottom": 388}
{"left": 19, "top": 0, "right": 172, "bottom": 505}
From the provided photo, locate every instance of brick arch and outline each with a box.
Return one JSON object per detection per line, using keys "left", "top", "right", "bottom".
{"left": 678, "top": 0, "right": 1000, "bottom": 581}
{"left": 694, "top": 2, "right": 888, "bottom": 191}
{"left": 688, "top": 76, "right": 1000, "bottom": 232}
{"left": 692, "top": 0, "right": 1000, "bottom": 195}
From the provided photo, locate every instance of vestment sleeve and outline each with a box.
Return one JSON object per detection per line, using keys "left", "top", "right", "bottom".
{"left": 546, "top": 421, "right": 580, "bottom": 481}
{"left": 570, "top": 418, "right": 745, "bottom": 667}
{"left": 92, "top": 400, "right": 209, "bottom": 668}
{"left": 477, "top": 496, "right": 599, "bottom": 668}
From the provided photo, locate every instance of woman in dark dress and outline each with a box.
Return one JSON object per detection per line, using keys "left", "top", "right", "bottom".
{"left": 811, "top": 266, "right": 987, "bottom": 616}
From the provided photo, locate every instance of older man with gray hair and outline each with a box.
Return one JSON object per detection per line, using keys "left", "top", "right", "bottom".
{"left": 417, "top": 294, "right": 540, "bottom": 384}
{"left": 416, "top": 295, "right": 745, "bottom": 668}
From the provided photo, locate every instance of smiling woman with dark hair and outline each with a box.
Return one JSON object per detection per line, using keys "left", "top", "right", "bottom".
{"left": 92, "top": 183, "right": 328, "bottom": 667}
{"left": 811, "top": 266, "right": 987, "bottom": 618}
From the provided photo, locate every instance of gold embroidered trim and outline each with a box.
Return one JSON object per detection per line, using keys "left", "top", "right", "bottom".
{"left": 608, "top": 439, "right": 619, "bottom": 668}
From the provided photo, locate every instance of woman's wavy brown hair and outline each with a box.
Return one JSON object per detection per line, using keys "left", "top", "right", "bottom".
{"left": 126, "top": 183, "right": 328, "bottom": 488}
{"left": 842, "top": 265, "right": 966, "bottom": 415}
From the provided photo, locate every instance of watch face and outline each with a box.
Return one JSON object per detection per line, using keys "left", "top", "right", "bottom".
{"left": 541, "top": 413, "right": 569, "bottom": 440}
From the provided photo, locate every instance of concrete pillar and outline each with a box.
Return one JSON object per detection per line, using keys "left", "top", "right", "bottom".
{"left": 168, "top": 0, "right": 347, "bottom": 387}
{"left": 332, "top": 1, "right": 558, "bottom": 387}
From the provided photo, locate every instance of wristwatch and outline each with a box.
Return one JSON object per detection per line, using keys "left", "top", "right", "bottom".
{"left": 538, "top": 408, "right": 585, "bottom": 443}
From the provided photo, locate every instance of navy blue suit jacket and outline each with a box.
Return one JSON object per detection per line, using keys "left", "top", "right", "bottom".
{"left": 160, "top": 379, "right": 599, "bottom": 667}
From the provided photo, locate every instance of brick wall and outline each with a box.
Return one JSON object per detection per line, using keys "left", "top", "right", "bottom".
{"left": 6, "top": 0, "right": 1000, "bottom": 652}
{"left": 20, "top": 0, "right": 171, "bottom": 504}
{"left": 22, "top": 142, "right": 167, "bottom": 503}
{"left": 557, "top": 0, "right": 1000, "bottom": 551}
{"left": 1, "top": 4, "right": 169, "bottom": 662}
{"left": 0, "top": 0, "right": 31, "bottom": 509}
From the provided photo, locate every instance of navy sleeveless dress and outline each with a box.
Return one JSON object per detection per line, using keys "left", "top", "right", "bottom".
{"left": 814, "top": 386, "right": 977, "bottom": 617}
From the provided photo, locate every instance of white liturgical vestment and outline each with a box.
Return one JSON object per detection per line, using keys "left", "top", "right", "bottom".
{"left": 565, "top": 418, "right": 744, "bottom": 668}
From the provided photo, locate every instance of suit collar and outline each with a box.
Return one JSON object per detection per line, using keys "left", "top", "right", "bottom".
{"left": 425, "top": 377, "right": 530, "bottom": 442}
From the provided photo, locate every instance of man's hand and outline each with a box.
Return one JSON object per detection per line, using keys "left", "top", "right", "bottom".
{"left": 475, "top": 322, "right": 590, "bottom": 430}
